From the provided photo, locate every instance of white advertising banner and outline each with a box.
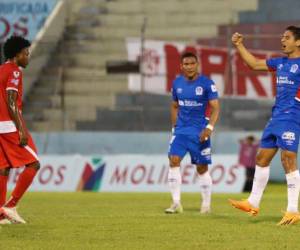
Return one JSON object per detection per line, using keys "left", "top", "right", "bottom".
{"left": 127, "top": 38, "right": 278, "bottom": 99}
{"left": 7, "top": 155, "right": 106, "bottom": 192}
{"left": 102, "top": 154, "right": 245, "bottom": 193}
{"left": 7, "top": 154, "right": 245, "bottom": 193}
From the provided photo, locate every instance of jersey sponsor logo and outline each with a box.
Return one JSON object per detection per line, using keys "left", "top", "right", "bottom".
{"left": 195, "top": 86, "right": 203, "bottom": 96}
{"left": 178, "top": 100, "right": 203, "bottom": 107}
{"left": 211, "top": 85, "right": 217, "bottom": 92}
{"left": 201, "top": 147, "right": 211, "bottom": 156}
{"left": 177, "top": 88, "right": 183, "bottom": 94}
{"left": 282, "top": 131, "right": 296, "bottom": 145}
{"left": 13, "top": 71, "right": 20, "bottom": 78}
{"left": 290, "top": 64, "right": 299, "bottom": 73}
{"left": 277, "top": 76, "right": 294, "bottom": 85}
{"left": 11, "top": 78, "right": 19, "bottom": 86}
{"left": 278, "top": 64, "right": 283, "bottom": 70}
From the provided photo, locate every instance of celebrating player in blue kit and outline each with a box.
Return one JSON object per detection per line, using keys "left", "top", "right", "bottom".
{"left": 229, "top": 26, "right": 300, "bottom": 225}
{"left": 165, "top": 52, "right": 220, "bottom": 214}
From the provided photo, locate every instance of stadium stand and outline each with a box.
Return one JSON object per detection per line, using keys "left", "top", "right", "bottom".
{"left": 23, "top": 0, "right": 259, "bottom": 131}
{"left": 198, "top": 22, "right": 292, "bottom": 51}
{"left": 196, "top": 0, "right": 300, "bottom": 131}
{"left": 239, "top": 0, "right": 300, "bottom": 23}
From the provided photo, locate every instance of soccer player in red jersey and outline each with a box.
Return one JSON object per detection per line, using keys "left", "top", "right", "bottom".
{"left": 0, "top": 36, "right": 40, "bottom": 224}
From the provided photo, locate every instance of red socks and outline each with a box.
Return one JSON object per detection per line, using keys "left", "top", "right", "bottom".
{"left": 0, "top": 175, "right": 8, "bottom": 207}
{"left": 5, "top": 167, "right": 38, "bottom": 208}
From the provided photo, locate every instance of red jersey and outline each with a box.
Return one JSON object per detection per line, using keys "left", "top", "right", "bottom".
{"left": 0, "top": 61, "right": 23, "bottom": 133}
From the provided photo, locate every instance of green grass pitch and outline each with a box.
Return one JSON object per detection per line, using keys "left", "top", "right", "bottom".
{"left": 1, "top": 183, "right": 300, "bottom": 250}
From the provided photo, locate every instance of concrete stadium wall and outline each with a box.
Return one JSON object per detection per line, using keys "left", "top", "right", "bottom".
{"left": 31, "top": 131, "right": 286, "bottom": 182}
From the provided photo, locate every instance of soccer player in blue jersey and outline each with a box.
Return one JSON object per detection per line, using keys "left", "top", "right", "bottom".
{"left": 165, "top": 52, "right": 220, "bottom": 214}
{"left": 229, "top": 26, "right": 300, "bottom": 225}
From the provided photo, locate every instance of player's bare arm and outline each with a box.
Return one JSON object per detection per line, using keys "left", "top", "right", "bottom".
{"left": 232, "top": 32, "right": 268, "bottom": 71}
{"left": 171, "top": 100, "right": 178, "bottom": 128}
{"left": 200, "top": 99, "right": 219, "bottom": 143}
{"left": 7, "top": 90, "right": 27, "bottom": 146}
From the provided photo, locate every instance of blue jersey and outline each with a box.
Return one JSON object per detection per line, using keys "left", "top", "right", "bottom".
{"left": 267, "top": 57, "right": 300, "bottom": 122}
{"left": 172, "top": 74, "right": 218, "bottom": 135}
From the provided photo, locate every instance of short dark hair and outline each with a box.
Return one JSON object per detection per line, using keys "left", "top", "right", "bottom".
{"left": 180, "top": 51, "right": 198, "bottom": 62}
{"left": 286, "top": 26, "right": 300, "bottom": 40}
{"left": 246, "top": 135, "right": 255, "bottom": 142}
{"left": 3, "top": 36, "right": 31, "bottom": 60}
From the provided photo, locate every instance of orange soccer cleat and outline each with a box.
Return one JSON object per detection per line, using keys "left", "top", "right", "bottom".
{"left": 277, "top": 211, "right": 300, "bottom": 226}
{"left": 228, "top": 199, "right": 259, "bottom": 216}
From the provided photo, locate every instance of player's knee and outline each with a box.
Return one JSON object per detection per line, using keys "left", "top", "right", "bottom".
{"left": 281, "top": 151, "right": 296, "bottom": 168}
{"left": 0, "top": 167, "right": 10, "bottom": 176}
{"left": 196, "top": 165, "right": 208, "bottom": 175}
{"left": 255, "top": 153, "right": 269, "bottom": 167}
{"left": 169, "top": 156, "right": 181, "bottom": 167}
{"left": 34, "top": 162, "right": 41, "bottom": 171}
{"left": 27, "top": 161, "right": 40, "bottom": 171}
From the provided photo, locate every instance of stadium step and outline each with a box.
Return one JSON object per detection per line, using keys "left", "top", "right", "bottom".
{"left": 62, "top": 39, "right": 126, "bottom": 54}
{"left": 115, "top": 93, "right": 171, "bottom": 108}
{"left": 105, "top": 0, "right": 257, "bottom": 14}
{"left": 56, "top": 52, "right": 127, "bottom": 69}
{"left": 63, "top": 94, "right": 115, "bottom": 108}
{"left": 64, "top": 80, "right": 128, "bottom": 94}
{"left": 68, "top": 25, "right": 218, "bottom": 40}
{"left": 29, "top": 120, "right": 75, "bottom": 131}
{"left": 27, "top": 95, "right": 62, "bottom": 108}
{"left": 101, "top": 13, "right": 235, "bottom": 28}
{"left": 76, "top": 107, "right": 171, "bottom": 131}
{"left": 239, "top": 0, "right": 300, "bottom": 23}
{"left": 62, "top": 67, "right": 106, "bottom": 80}
{"left": 43, "top": 107, "right": 97, "bottom": 121}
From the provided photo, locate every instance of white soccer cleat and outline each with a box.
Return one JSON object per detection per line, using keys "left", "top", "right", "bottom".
{"left": 165, "top": 203, "right": 183, "bottom": 214}
{"left": 0, "top": 218, "right": 12, "bottom": 225}
{"left": 200, "top": 205, "right": 211, "bottom": 214}
{"left": 0, "top": 207, "right": 26, "bottom": 224}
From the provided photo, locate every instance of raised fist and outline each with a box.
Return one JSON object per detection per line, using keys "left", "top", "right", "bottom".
{"left": 232, "top": 32, "right": 243, "bottom": 46}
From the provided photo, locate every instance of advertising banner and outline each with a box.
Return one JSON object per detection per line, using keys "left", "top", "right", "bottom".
{"left": 127, "top": 38, "right": 278, "bottom": 99}
{"left": 0, "top": 0, "right": 58, "bottom": 41}
{"left": 7, "top": 154, "right": 245, "bottom": 193}
{"left": 102, "top": 154, "right": 245, "bottom": 193}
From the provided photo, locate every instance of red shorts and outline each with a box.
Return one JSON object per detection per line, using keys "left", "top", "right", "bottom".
{"left": 0, "top": 131, "right": 39, "bottom": 169}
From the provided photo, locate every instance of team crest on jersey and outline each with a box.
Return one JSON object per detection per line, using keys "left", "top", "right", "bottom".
{"left": 290, "top": 64, "right": 298, "bottom": 73}
{"left": 211, "top": 85, "right": 217, "bottom": 92}
{"left": 282, "top": 131, "right": 296, "bottom": 145}
{"left": 177, "top": 88, "right": 183, "bottom": 94}
{"left": 195, "top": 86, "right": 203, "bottom": 95}
{"left": 201, "top": 148, "right": 211, "bottom": 156}
{"left": 278, "top": 64, "right": 283, "bottom": 70}
{"left": 11, "top": 79, "right": 19, "bottom": 86}
{"left": 13, "top": 71, "right": 20, "bottom": 78}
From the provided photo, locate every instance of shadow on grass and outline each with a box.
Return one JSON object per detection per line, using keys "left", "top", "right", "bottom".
{"left": 250, "top": 215, "right": 281, "bottom": 223}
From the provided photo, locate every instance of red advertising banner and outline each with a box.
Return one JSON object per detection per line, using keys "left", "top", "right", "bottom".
{"left": 127, "top": 38, "right": 279, "bottom": 99}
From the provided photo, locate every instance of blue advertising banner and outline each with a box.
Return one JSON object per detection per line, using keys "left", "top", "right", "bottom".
{"left": 0, "top": 0, "right": 58, "bottom": 42}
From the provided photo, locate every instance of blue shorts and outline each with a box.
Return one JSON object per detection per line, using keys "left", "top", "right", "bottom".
{"left": 260, "top": 119, "right": 300, "bottom": 152}
{"left": 168, "top": 134, "right": 211, "bottom": 164}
